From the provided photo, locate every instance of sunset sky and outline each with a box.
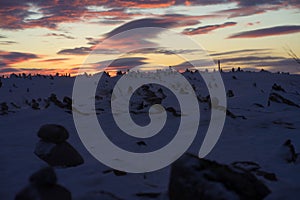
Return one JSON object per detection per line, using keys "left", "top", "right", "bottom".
{"left": 1, "top": 0, "right": 300, "bottom": 76}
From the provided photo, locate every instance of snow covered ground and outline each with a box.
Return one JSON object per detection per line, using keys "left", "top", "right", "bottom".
{"left": 1, "top": 70, "right": 300, "bottom": 199}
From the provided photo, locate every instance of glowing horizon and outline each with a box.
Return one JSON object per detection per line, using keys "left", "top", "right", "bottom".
{"left": 1, "top": 1, "right": 300, "bottom": 76}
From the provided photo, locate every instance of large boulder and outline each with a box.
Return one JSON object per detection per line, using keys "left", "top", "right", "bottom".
{"left": 15, "top": 167, "right": 71, "bottom": 200}
{"left": 37, "top": 124, "right": 69, "bottom": 144}
{"left": 169, "top": 153, "right": 270, "bottom": 200}
{"left": 34, "top": 141, "right": 84, "bottom": 167}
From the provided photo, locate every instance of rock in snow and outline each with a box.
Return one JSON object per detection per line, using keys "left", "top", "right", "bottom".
{"left": 34, "top": 124, "right": 84, "bottom": 167}
{"left": 168, "top": 153, "right": 271, "bottom": 200}
{"left": 37, "top": 124, "right": 69, "bottom": 144}
{"left": 15, "top": 167, "right": 71, "bottom": 200}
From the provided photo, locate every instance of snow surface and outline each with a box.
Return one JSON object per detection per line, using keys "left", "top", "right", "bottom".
{"left": 1, "top": 71, "right": 300, "bottom": 199}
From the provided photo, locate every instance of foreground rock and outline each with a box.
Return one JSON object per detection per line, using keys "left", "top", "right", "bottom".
{"left": 169, "top": 153, "right": 270, "bottom": 200}
{"left": 34, "top": 124, "right": 84, "bottom": 167}
{"left": 15, "top": 167, "right": 71, "bottom": 200}
{"left": 37, "top": 124, "right": 69, "bottom": 144}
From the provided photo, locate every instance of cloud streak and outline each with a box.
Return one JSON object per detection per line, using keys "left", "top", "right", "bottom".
{"left": 228, "top": 25, "right": 300, "bottom": 38}
{"left": 183, "top": 22, "right": 237, "bottom": 35}
{"left": 46, "top": 33, "right": 75, "bottom": 39}
{"left": 57, "top": 47, "right": 92, "bottom": 55}
{"left": 0, "top": 51, "right": 40, "bottom": 74}
{"left": 0, "top": 51, "right": 40, "bottom": 67}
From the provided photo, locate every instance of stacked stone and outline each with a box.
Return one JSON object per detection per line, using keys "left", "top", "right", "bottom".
{"left": 34, "top": 124, "right": 84, "bottom": 167}
{"left": 15, "top": 167, "right": 71, "bottom": 200}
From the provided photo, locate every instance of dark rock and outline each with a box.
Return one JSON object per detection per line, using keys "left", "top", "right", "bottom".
{"left": 32, "top": 99, "right": 40, "bottom": 110}
{"left": 15, "top": 167, "right": 71, "bottom": 200}
{"left": 169, "top": 154, "right": 270, "bottom": 200}
{"left": 253, "top": 103, "right": 264, "bottom": 108}
{"left": 63, "top": 96, "right": 72, "bottom": 110}
{"left": 272, "top": 83, "right": 285, "bottom": 92}
{"left": 166, "top": 107, "right": 181, "bottom": 117}
{"left": 11, "top": 102, "right": 21, "bottom": 109}
{"left": 49, "top": 93, "right": 65, "bottom": 108}
{"left": 227, "top": 90, "right": 234, "bottom": 97}
{"left": 34, "top": 141, "right": 84, "bottom": 167}
{"left": 1, "top": 102, "right": 9, "bottom": 115}
{"left": 231, "top": 161, "right": 261, "bottom": 172}
{"left": 136, "top": 192, "right": 161, "bottom": 198}
{"left": 137, "top": 141, "right": 147, "bottom": 146}
{"left": 268, "top": 92, "right": 299, "bottom": 108}
{"left": 231, "top": 161, "right": 277, "bottom": 182}
{"left": 37, "top": 124, "right": 69, "bottom": 144}
{"left": 226, "top": 109, "right": 246, "bottom": 119}
{"left": 283, "top": 139, "right": 298, "bottom": 163}
{"left": 256, "top": 171, "right": 277, "bottom": 181}
{"left": 29, "top": 167, "right": 57, "bottom": 186}
{"left": 113, "top": 169, "right": 127, "bottom": 176}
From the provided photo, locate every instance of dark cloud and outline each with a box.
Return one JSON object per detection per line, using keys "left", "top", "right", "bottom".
{"left": 1, "top": 1, "right": 299, "bottom": 30}
{"left": 183, "top": 22, "right": 237, "bottom": 35}
{"left": 103, "top": 18, "right": 177, "bottom": 39}
{"left": 57, "top": 47, "right": 92, "bottom": 55}
{"left": 0, "top": 51, "right": 41, "bottom": 75}
{"left": 0, "top": 67, "right": 20, "bottom": 73}
{"left": 228, "top": 25, "right": 300, "bottom": 38}
{"left": 218, "top": 56, "right": 286, "bottom": 63}
{"left": 129, "top": 48, "right": 202, "bottom": 55}
{"left": 85, "top": 37, "right": 100, "bottom": 45}
{"left": 0, "top": 51, "right": 40, "bottom": 68}
{"left": 210, "top": 48, "right": 272, "bottom": 56}
{"left": 237, "top": 0, "right": 299, "bottom": 7}
{"left": 39, "top": 58, "right": 70, "bottom": 63}
{"left": 173, "top": 59, "right": 215, "bottom": 71}
{"left": 0, "top": 41, "right": 17, "bottom": 45}
{"left": 46, "top": 33, "right": 75, "bottom": 39}
{"left": 95, "top": 57, "right": 148, "bottom": 71}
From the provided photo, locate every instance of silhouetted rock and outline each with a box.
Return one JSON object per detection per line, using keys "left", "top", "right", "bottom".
{"left": 37, "top": 124, "right": 69, "bottom": 144}
{"left": 63, "top": 96, "right": 72, "bottom": 110}
{"left": 226, "top": 109, "right": 246, "bottom": 119}
{"left": 32, "top": 99, "right": 40, "bottom": 110}
{"left": 169, "top": 154, "right": 270, "bottom": 200}
{"left": 227, "top": 90, "right": 234, "bottom": 97}
{"left": 29, "top": 167, "right": 57, "bottom": 186}
{"left": 35, "top": 124, "right": 84, "bottom": 167}
{"left": 136, "top": 192, "right": 161, "bottom": 198}
{"left": 137, "top": 141, "right": 147, "bottom": 146}
{"left": 283, "top": 139, "right": 298, "bottom": 163}
{"left": 231, "top": 161, "right": 277, "bottom": 182}
{"left": 268, "top": 92, "right": 299, "bottom": 107}
{"left": 49, "top": 93, "right": 65, "bottom": 108}
{"left": 15, "top": 167, "right": 71, "bottom": 200}
{"left": 35, "top": 141, "right": 84, "bottom": 167}
{"left": 166, "top": 107, "right": 181, "bottom": 117}
{"left": 272, "top": 83, "right": 285, "bottom": 92}
{"left": 1, "top": 102, "right": 8, "bottom": 115}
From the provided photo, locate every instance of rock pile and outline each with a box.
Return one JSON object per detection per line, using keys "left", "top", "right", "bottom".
{"left": 34, "top": 124, "right": 84, "bottom": 167}
{"left": 15, "top": 167, "right": 71, "bottom": 200}
{"left": 169, "top": 153, "right": 270, "bottom": 200}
